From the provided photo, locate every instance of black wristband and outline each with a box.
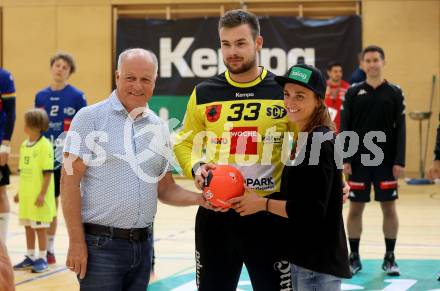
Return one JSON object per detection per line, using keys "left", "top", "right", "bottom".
{"left": 266, "top": 198, "right": 270, "bottom": 213}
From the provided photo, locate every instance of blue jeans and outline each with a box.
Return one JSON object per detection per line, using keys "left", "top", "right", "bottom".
{"left": 79, "top": 234, "right": 153, "bottom": 291}
{"left": 291, "top": 264, "right": 342, "bottom": 291}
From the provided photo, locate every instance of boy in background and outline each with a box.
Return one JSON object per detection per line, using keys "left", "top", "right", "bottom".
{"left": 35, "top": 52, "right": 86, "bottom": 264}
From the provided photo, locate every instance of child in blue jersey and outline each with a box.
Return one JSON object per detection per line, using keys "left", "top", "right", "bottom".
{"left": 35, "top": 52, "right": 87, "bottom": 264}
{"left": 0, "top": 68, "right": 16, "bottom": 243}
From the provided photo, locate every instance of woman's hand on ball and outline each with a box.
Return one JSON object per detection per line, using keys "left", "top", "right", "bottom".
{"left": 229, "top": 187, "right": 265, "bottom": 216}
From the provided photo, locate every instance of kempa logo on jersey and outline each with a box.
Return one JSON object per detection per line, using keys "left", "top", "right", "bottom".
{"left": 266, "top": 105, "right": 287, "bottom": 119}
{"left": 236, "top": 92, "right": 254, "bottom": 98}
{"left": 159, "top": 37, "right": 316, "bottom": 77}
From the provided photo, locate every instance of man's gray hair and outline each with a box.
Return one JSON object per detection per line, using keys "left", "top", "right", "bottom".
{"left": 117, "top": 48, "right": 158, "bottom": 76}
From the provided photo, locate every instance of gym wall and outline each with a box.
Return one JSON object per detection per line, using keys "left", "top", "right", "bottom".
{"left": 0, "top": 0, "right": 439, "bottom": 176}
{"left": 363, "top": 0, "right": 439, "bottom": 177}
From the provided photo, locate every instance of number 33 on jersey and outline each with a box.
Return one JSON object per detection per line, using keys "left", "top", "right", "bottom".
{"left": 174, "top": 68, "right": 297, "bottom": 197}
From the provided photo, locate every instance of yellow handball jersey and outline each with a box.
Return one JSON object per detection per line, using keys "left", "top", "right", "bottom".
{"left": 18, "top": 136, "right": 56, "bottom": 223}
{"left": 174, "top": 68, "right": 297, "bottom": 197}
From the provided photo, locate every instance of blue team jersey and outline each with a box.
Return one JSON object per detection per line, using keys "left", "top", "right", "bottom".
{"left": 35, "top": 84, "right": 87, "bottom": 143}
{"left": 35, "top": 85, "right": 87, "bottom": 168}
{"left": 0, "top": 69, "right": 16, "bottom": 100}
{"left": 0, "top": 68, "right": 16, "bottom": 142}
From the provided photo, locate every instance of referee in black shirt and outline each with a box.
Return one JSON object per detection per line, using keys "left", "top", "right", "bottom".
{"left": 341, "top": 45, "right": 406, "bottom": 276}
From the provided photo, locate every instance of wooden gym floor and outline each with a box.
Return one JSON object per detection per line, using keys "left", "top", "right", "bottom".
{"left": 4, "top": 175, "right": 440, "bottom": 290}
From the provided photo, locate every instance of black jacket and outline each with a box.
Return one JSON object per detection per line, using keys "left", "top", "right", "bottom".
{"left": 340, "top": 81, "right": 406, "bottom": 166}
{"left": 281, "top": 126, "right": 351, "bottom": 279}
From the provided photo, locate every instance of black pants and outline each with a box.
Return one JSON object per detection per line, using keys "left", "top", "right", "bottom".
{"left": 54, "top": 168, "right": 61, "bottom": 197}
{"left": 195, "top": 194, "right": 292, "bottom": 291}
{"left": 0, "top": 165, "right": 10, "bottom": 186}
{"left": 348, "top": 164, "right": 398, "bottom": 202}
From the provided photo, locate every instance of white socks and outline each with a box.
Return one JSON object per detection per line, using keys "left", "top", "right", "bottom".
{"left": 26, "top": 249, "right": 46, "bottom": 260}
{"left": 27, "top": 249, "right": 35, "bottom": 260}
{"left": 0, "top": 212, "right": 9, "bottom": 242}
{"left": 39, "top": 250, "right": 47, "bottom": 259}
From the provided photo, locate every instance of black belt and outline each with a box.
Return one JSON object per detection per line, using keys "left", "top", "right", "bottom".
{"left": 83, "top": 223, "right": 151, "bottom": 242}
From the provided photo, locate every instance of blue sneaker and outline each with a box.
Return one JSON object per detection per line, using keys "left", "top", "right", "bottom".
{"left": 13, "top": 256, "right": 34, "bottom": 270}
{"left": 32, "top": 258, "right": 48, "bottom": 273}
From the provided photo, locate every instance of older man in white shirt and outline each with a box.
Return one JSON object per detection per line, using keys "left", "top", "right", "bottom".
{"left": 61, "top": 48, "right": 208, "bottom": 291}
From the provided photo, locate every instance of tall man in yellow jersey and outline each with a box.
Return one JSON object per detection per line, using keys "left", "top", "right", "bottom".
{"left": 174, "top": 10, "right": 295, "bottom": 291}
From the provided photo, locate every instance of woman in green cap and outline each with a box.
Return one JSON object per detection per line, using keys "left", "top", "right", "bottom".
{"left": 229, "top": 64, "right": 351, "bottom": 291}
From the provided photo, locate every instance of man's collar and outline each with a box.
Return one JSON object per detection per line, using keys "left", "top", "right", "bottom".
{"left": 110, "top": 91, "right": 124, "bottom": 112}
{"left": 110, "top": 91, "right": 150, "bottom": 119}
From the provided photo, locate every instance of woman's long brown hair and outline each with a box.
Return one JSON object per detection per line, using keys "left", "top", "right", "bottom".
{"left": 301, "top": 95, "right": 336, "bottom": 133}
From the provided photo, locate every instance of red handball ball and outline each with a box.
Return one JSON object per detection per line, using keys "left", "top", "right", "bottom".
{"left": 203, "top": 165, "right": 245, "bottom": 208}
